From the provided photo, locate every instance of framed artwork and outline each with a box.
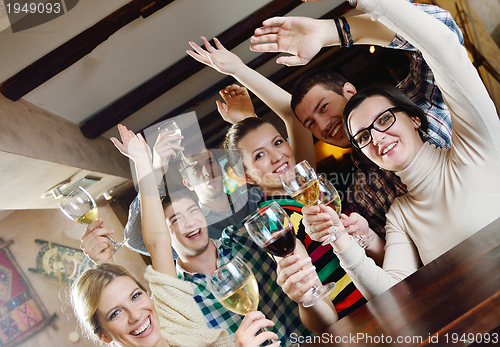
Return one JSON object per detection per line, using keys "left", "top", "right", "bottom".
{"left": 28, "top": 239, "right": 91, "bottom": 284}
{"left": 0, "top": 239, "right": 56, "bottom": 347}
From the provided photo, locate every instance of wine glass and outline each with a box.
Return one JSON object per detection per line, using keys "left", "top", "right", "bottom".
{"left": 157, "top": 119, "right": 191, "bottom": 165}
{"left": 318, "top": 176, "right": 341, "bottom": 214}
{"left": 281, "top": 161, "right": 366, "bottom": 248}
{"left": 280, "top": 160, "right": 344, "bottom": 244}
{"left": 244, "top": 202, "right": 335, "bottom": 308}
{"left": 207, "top": 256, "right": 260, "bottom": 315}
{"left": 318, "top": 176, "right": 367, "bottom": 249}
{"left": 206, "top": 256, "right": 277, "bottom": 345}
{"left": 59, "top": 186, "right": 128, "bottom": 255}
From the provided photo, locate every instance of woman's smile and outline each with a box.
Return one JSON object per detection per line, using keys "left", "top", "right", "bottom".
{"left": 237, "top": 123, "right": 295, "bottom": 195}
{"left": 273, "top": 162, "right": 290, "bottom": 174}
{"left": 348, "top": 96, "right": 424, "bottom": 171}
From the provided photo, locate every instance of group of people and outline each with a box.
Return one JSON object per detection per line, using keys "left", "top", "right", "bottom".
{"left": 70, "top": 1, "right": 500, "bottom": 347}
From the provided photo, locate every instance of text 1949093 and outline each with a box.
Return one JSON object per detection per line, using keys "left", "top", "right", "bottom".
{"left": 5, "top": 1, "right": 61, "bottom": 14}
{"left": 3, "top": 1, "right": 78, "bottom": 33}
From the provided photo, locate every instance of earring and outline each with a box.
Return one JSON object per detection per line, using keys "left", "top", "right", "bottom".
{"left": 418, "top": 127, "right": 427, "bottom": 138}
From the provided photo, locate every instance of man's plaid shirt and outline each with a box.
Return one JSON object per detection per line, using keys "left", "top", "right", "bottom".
{"left": 176, "top": 225, "right": 309, "bottom": 345}
{"left": 346, "top": 4, "right": 464, "bottom": 236}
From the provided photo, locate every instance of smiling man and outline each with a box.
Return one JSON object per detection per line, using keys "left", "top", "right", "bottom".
{"left": 146, "top": 188, "right": 309, "bottom": 345}
{"left": 290, "top": 72, "right": 354, "bottom": 149}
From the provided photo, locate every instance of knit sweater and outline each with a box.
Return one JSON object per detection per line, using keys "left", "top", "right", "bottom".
{"left": 337, "top": 0, "right": 500, "bottom": 301}
{"left": 144, "top": 266, "right": 233, "bottom": 347}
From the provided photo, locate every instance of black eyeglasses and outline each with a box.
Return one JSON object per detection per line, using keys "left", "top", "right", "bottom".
{"left": 349, "top": 107, "right": 401, "bottom": 149}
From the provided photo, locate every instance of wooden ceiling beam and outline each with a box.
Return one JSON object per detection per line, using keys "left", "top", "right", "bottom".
{"left": 139, "top": 52, "right": 278, "bottom": 133}
{"left": 0, "top": 0, "right": 174, "bottom": 101}
{"left": 80, "top": 0, "right": 305, "bottom": 139}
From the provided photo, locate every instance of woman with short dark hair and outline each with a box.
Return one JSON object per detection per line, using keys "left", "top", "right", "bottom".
{"left": 303, "top": 0, "right": 500, "bottom": 301}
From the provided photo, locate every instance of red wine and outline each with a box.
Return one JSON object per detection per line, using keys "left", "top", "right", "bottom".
{"left": 262, "top": 225, "right": 296, "bottom": 257}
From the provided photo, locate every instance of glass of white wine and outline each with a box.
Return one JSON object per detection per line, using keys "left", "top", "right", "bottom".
{"left": 318, "top": 176, "right": 367, "bottom": 249}
{"left": 207, "top": 256, "right": 260, "bottom": 316}
{"left": 59, "top": 187, "right": 128, "bottom": 255}
{"left": 318, "top": 176, "right": 341, "bottom": 214}
{"left": 207, "top": 257, "right": 282, "bottom": 346}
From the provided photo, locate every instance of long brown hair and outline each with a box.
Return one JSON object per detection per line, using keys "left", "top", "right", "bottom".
{"left": 222, "top": 117, "right": 272, "bottom": 176}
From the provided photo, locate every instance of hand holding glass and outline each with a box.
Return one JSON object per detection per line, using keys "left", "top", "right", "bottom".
{"left": 59, "top": 187, "right": 128, "bottom": 255}
{"left": 244, "top": 202, "right": 335, "bottom": 308}
{"left": 207, "top": 257, "right": 260, "bottom": 315}
{"left": 157, "top": 119, "right": 191, "bottom": 164}
{"left": 207, "top": 256, "right": 281, "bottom": 346}
{"left": 280, "top": 160, "right": 345, "bottom": 244}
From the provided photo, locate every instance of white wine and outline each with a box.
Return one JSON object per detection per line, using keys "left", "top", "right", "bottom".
{"left": 291, "top": 179, "right": 319, "bottom": 206}
{"left": 219, "top": 276, "right": 259, "bottom": 315}
{"left": 325, "top": 194, "right": 341, "bottom": 215}
{"left": 318, "top": 177, "right": 342, "bottom": 214}
{"left": 75, "top": 207, "right": 98, "bottom": 224}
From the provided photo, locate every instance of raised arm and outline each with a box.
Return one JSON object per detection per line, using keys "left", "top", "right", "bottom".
{"left": 187, "top": 37, "right": 316, "bottom": 168}
{"left": 111, "top": 124, "right": 176, "bottom": 276}
{"left": 249, "top": 14, "right": 395, "bottom": 66}
{"left": 123, "top": 128, "right": 184, "bottom": 256}
{"left": 216, "top": 84, "right": 257, "bottom": 124}
{"left": 356, "top": 0, "right": 500, "bottom": 162}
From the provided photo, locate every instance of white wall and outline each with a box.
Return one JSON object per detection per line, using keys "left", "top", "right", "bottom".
{"left": 0, "top": 205, "right": 145, "bottom": 347}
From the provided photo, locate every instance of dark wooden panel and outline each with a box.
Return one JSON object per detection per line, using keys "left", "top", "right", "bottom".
{"left": 139, "top": 52, "right": 278, "bottom": 134}
{"left": 160, "top": 3, "right": 354, "bottom": 146}
{"left": 304, "top": 217, "right": 500, "bottom": 347}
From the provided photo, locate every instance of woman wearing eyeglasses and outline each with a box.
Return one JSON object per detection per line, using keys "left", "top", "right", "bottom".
{"left": 303, "top": 0, "right": 500, "bottom": 301}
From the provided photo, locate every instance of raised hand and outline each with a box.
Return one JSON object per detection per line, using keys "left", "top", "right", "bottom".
{"left": 187, "top": 37, "right": 245, "bottom": 76}
{"left": 250, "top": 16, "right": 328, "bottom": 66}
{"left": 80, "top": 217, "right": 114, "bottom": 264}
{"left": 234, "top": 311, "right": 279, "bottom": 347}
{"left": 276, "top": 250, "right": 319, "bottom": 305}
{"left": 216, "top": 84, "right": 256, "bottom": 124}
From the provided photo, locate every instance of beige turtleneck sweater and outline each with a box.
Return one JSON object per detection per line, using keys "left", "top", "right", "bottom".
{"left": 337, "top": 0, "right": 500, "bottom": 301}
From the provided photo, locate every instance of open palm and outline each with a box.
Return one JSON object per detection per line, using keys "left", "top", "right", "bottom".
{"left": 250, "top": 16, "right": 325, "bottom": 66}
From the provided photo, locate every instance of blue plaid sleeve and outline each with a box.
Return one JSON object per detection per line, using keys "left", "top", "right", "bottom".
{"left": 386, "top": 3, "right": 464, "bottom": 149}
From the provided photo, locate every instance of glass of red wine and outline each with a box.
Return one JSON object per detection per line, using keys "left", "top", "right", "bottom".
{"left": 243, "top": 201, "right": 335, "bottom": 308}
